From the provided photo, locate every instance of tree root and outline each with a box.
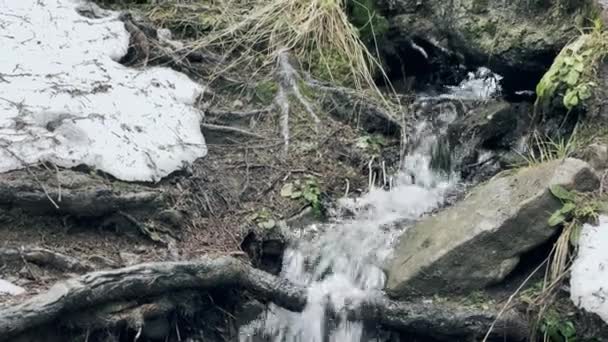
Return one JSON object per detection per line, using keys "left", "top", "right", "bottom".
{"left": 0, "top": 169, "right": 164, "bottom": 217}
{"left": 0, "top": 256, "right": 527, "bottom": 341}
{"left": 0, "top": 247, "right": 94, "bottom": 273}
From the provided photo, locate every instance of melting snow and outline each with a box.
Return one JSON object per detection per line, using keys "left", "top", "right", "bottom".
{"left": 0, "top": 0, "right": 206, "bottom": 182}
{"left": 570, "top": 215, "right": 608, "bottom": 323}
{"left": 0, "top": 279, "right": 25, "bottom": 296}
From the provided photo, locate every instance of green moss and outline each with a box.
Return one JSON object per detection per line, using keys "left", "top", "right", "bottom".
{"left": 254, "top": 80, "right": 278, "bottom": 104}
{"left": 346, "top": 0, "right": 389, "bottom": 46}
{"left": 308, "top": 48, "right": 354, "bottom": 86}
{"left": 536, "top": 21, "right": 608, "bottom": 113}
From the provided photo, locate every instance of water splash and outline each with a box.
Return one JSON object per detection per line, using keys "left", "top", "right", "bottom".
{"left": 240, "top": 149, "right": 456, "bottom": 341}
{"left": 239, "top": 69, "right": 501, "bottom": 341}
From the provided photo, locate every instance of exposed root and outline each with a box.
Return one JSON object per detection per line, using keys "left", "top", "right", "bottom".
{"left": 201, "top": 123, "right": 265, "bottom": 140}
{"left": 0, "top": 256, "right": 528, "bottom": 341}
{"left": 0, "top": 246, "right": 94, "bottom": 273}
{"left": 274, "top": 50, "right": 320, "bottom": 155}
{"left": 0, "top": 169, "right": 164, "bottom": 217}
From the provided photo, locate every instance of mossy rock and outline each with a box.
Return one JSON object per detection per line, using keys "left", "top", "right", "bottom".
{"left": 384, "top": 0, "right": 600, "bottom": 91}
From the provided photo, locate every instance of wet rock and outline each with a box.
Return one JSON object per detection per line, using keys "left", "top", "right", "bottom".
{"left": 382, "top": 0, "right": 597, "bottom": 93}
{"left": 446, "top": 100, "right": 531, "bottom": 181}
{"left": 142, "top": 316, "right": 171, "bottom": 341}
{"left": 240, "top": 224, "right": 286, "bottom": 275}
{"left": 386, "top": 158, "right": 599, "bottom": 297}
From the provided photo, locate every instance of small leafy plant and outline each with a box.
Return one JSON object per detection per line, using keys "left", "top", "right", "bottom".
{"left": 540, "top": 310, "right": 577, "bottom": 342}
{"left": 355, "top": 134, "right": 387, "bottom": 154}
{"left": 536, "top": 19, "right": 608, "bottom": 112}
{"left": 548, "top": 185, "right": 577, "bottom": 227}
{"left": 281, "top": 176, "right": 322, "bottom": 215}
{"left": 247, "top": 208, "right": 276, "bottom": 229}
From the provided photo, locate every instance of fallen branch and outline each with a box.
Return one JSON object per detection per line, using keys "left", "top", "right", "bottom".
{"left": 0, "top": 247, "right": 94, "bottom": 273}
{"left": 0, "top": 256, "right": 527, "bottom": 341}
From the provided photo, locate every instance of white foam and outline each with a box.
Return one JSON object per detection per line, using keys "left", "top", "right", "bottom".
{"left": 0, "top": 0, "right": 206, "bottom": 182}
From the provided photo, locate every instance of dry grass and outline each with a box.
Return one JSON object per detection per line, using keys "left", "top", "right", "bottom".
{"left": 154, "top": 0, "right": 390, "bottom": 94}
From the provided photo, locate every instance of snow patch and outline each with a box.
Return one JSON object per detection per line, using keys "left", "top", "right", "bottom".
{"left": 0, "top": 279, "right": 25, "bottom": 296}
{"left": 0, "top": 0, "right": 206, "bottom": 182}
{"left": 570, "top": 215, "right": 608, "bottom": 323}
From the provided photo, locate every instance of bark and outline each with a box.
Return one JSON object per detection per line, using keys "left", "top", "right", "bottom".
{"left": 0, "top": 169, "right": 164, "bottom": 217}
{"left": 0, "top": 256, "right": 527, "bottom": 341}
{"left": 0, "top": 247, "right": 94, "bottom": 273}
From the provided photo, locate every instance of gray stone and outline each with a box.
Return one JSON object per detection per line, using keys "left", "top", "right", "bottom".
{"left": 580, "top": 143, "right": 608, "bottom": 171}
{"left": 383, "top": 0, "right": 597, "bottom": 91}
{"left": 386, "top": 158, "right": 599, "bottom": 298}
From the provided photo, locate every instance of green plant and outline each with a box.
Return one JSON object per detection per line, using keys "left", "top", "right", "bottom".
{"left": 247, "top": 208, "right": 276, "bottom": 229}
{"left": 536, "top": 19, "right": 608, "bottom": 113}
{"left": 355, "top": 134, "right": 387, "bottom": 154}
{"left": 540, "top": 310, "right": 577, "bottom": 342}
{"left": 281, "top": 176, "right": 323, "bottom": 215}
{"left": 520, "top": 131, "right": 580, "bottom": 166}
{"left": 347, "top": 0, "right": 389, "bottom": 46}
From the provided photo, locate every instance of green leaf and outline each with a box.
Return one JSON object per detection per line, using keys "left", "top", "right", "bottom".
{"left": 550, "top": 185, "right": 576, "bottom": 202}
{"left": 280, "top": 183, "right": 295, "bottom": 198}
{"left": 578, "top": 84, "right": 592, "bottom": 100}
{"left": 559, "top": 321, "right": 576, "bottom": 338}
{"left": 564, "top": 70, "right": 580, "bottom": 86}
{"left": 560, "top": 202, "right": 576, "bottom": 215}
{"left": 570, "top": 224, "right": 582, "bottom": 247}
{"left": 573, "top": 61, "right": 584, "bottom": 72}
{"left": 548, "top": 211, "right": 566, "bottom": 227}
{"left": 564, "top": 56, "right": 575, "bottom": 66}
{"left": 258, "top": 219, "right": 276, "bottom": 229}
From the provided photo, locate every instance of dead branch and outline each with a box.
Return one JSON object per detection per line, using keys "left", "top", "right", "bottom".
{"left": 0, "top": 247, "right": 94, "bottom": 273}
{"left": 0, "top": 256, "right": 527, "bottom": 341}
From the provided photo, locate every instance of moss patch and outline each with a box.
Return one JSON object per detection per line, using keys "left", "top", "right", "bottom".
{"left": 536, "top": 21, "right": 608, "bottom": 113}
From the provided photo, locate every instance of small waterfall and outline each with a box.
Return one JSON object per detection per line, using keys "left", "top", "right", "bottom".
{"left": 239, "top": 68, "right": 500, "bottom": 341}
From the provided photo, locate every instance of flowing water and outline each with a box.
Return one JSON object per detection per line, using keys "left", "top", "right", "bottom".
{"left": 239, "top": 69, "right": 500, "bottom": 342}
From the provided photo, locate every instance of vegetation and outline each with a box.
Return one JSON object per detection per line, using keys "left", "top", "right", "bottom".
{"left": 536, "top": 18, "right": 608, "bottom": 113}
{"left": 281, "top": 176, "right": 323, "bottom": 216}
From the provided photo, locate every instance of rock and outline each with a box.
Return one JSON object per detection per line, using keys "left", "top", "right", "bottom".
{"left": 446, "top": 101, "right": 531, "bottom": 181}
{"left": 240, "top": 223, "right": 287, "bottom": 275}
{"left": 382, "top": 0, "right": 597, "bottom": 92}
{"left": 386, "top": 158, "right": 599, "bottom": 297}
{"left": 570, "top": 215, "right": 608, "bottom": 324}
{"left": 580, "top": 143, "right": 608, "bottom": 171}
{"left": 142, "top": 316, "right": 171, "bottom": 341}
{"left": 0, "top": 278, "right": 25, "bottom": 296}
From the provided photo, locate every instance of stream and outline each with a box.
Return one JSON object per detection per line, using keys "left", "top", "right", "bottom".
{"left": 239, "top": 69, "right": 501, "bottom": 342}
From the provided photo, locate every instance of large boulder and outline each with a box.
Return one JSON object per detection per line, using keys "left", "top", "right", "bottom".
{"left": 381, "top": 0, "right": 598, "bottom": 92}
{"left": 386, "top": 158, "right": 599, "bottom": 298}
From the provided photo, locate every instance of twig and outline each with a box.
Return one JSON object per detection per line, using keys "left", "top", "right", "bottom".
{"left": 482, "top": 257, "right": 549, "bottom": 341}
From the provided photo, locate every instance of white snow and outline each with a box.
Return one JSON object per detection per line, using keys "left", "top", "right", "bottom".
{"left": 0, "top": 0, "right": 206, "bottom": 182}
{"left": 570, "top": 215, "right": 608, "bottom": 323}
{"left": 0, "top": 279, "right": 25, "bottom": 296}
